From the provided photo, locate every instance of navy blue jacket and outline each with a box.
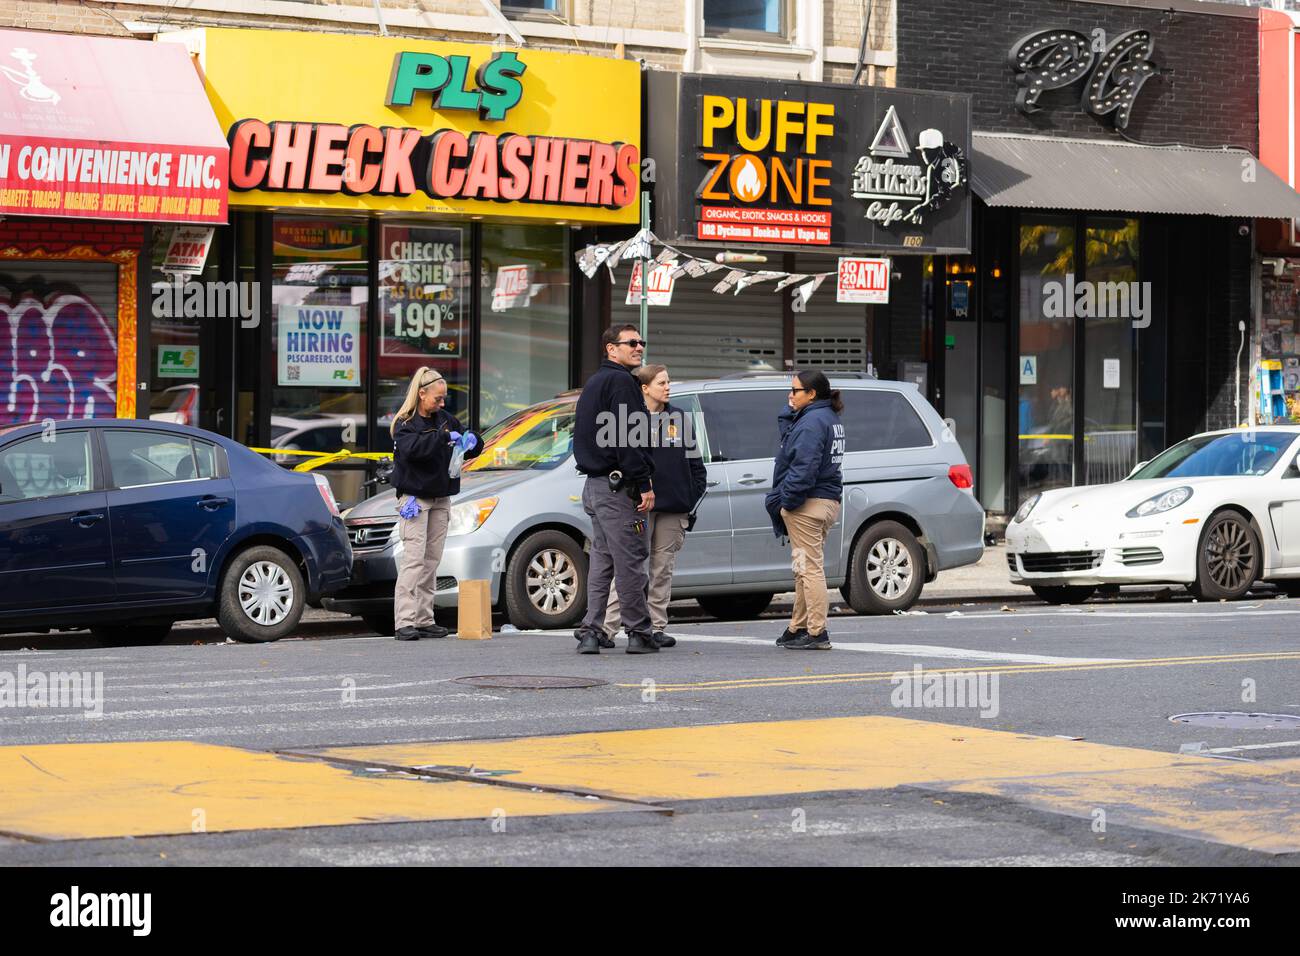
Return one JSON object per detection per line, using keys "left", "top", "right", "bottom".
{"left": 648, "top": 401, "right": 707, "bottom": 514}
{"left": 391, "top": 408, "right": 483, "bottom": 499}
{"left": 574, "top": 359, "right": 655, "bottom": 493}
{"left": 765, "top": 399, "right": 844, "bottom": 535}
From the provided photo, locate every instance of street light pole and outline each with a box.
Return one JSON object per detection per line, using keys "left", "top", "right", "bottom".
{"left": 639, "top": 190, "right": 650, "bottom": 360}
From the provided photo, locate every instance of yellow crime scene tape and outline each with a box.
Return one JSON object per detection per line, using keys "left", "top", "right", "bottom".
{"left": 248, "top": 448, "right": 393, "bottom": 473}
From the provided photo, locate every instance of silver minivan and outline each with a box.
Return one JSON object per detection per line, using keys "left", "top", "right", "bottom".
{"left": 323, "top": 374, "right": 985, "bottom": 632}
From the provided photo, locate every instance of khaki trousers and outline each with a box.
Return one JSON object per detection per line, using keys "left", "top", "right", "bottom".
{"left": 393, "top": 495, "right": 451, "bottom": 630}
{"left": 780, "top": 497, "right": 841, "bottom": 636}
{"left": 604, "top": 511, "right": 689, "bottom": 635}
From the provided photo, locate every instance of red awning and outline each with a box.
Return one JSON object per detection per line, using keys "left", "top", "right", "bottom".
{"left": 0, "top": 29, "right": 228, "bottom": 224}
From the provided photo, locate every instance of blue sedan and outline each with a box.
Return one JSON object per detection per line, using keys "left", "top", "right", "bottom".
{"left": 0, "top": 419, "right": 352, "bottom": 644}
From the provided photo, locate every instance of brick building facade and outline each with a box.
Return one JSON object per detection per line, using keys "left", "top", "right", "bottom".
{"left": 2, "top": 0, "right": 896, "bottom": 84}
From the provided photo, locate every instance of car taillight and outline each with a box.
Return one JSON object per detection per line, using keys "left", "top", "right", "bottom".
{"left": 312, "top": 473, "right": 340, "bottom": 517}
{"left": 948, "top": 464, "right": 973, "bottom": 490}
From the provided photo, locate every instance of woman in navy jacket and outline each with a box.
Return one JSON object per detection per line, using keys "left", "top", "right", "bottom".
{"left": 603, "top": 364, "right": 707, "bottom": 648}
{"left": 765, "top": 369, "right": 845, "bottom": 650}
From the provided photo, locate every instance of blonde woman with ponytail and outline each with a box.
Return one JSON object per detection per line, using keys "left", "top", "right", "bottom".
{"left": 389, "top": 367, "right": 481, "bottom": 641}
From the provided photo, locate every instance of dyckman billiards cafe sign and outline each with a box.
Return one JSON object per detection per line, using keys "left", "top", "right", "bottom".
{"left": 645, "top": 72, "right": 972, "bottom": 255}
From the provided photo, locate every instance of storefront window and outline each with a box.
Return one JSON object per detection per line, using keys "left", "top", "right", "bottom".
{"left": 146, "top": 230, "right": 218, "bottom": 430}
{"left": 1083, "top": 217, "right": 1139, "bottom": 484}
{"left": 376, "top": 223, "right": 471, "bottom": 440}
{"left": 0, "top": 260, "right": 120, "bottom": 428}
{"left": 1018, "top": 215, "right": 1076, "bottom": 505}
{"left": 479, "top": 224, "right": 570, "bottom": 430}
{"left": 271, "top": 216, "right": 368, "bottom": 506}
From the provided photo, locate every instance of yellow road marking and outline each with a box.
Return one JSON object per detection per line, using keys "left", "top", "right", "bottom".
{"left": 308, "top": 715, "right": 1300, "bottom": 853}
{"left": 936, "top": 758, "right": 1300, "bottom": 855}
{"left": 617, "top": 651, "right": 1300, "bottom": 693}
{"left": 0, "top": 741, "right": 651, "bottom": 842}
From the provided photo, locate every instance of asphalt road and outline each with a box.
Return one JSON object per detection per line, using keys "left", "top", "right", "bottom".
{"left": 2, "top": 593, "right": 1299, "bottom": 866}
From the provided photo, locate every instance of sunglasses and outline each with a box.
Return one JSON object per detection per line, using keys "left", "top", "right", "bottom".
{"left": 616, "top": 339, "right": 648, "bottom": 348}
{"left": 789, "top": 386, "right": 812, "bottom": 394}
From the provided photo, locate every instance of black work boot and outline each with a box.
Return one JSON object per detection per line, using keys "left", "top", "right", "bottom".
{"left": 626, "top": 631, "right": 660, "bottom": 654}
{"left": 785, "top": 630, "right": 832, "bottom": 650}
{"left": 575, "top": 628, "right": 602, "bottom": 654}
{"left": 395, "top": 627, "right": 421, "bottom": 641}
{"left": 599, "top": 630, "right": 617, "bottom": 649}
{"left": 419, "top": 622, "right": 450, "bottom": 639}
{"left": 776, "top": 628, "right": 806, "bottom": 646}
{"left": 652, "top": 630, "right": 676, "bottom": 648}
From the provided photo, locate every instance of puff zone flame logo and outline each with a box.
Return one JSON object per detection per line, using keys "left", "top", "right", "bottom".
{"left": 2, "top": 293, "right": 117, "bottom": 424}
{"left": 1009, "top": 28, "right": 1158, "bottom": 130}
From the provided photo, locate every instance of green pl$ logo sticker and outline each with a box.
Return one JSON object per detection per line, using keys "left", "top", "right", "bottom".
{"left": 386, "top": 50, "right": 526, "bottom": 122}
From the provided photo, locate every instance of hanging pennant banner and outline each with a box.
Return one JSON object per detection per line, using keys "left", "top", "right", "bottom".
{"left": 626, "top": 259, "right": 678, "bottom": 306}
{"left": 712, "top": 268, "right": 746, "bottom": 294}
{"left": 734, "top": 271, "right": 784, "bottom": 294}
{"left": 773, "top": 273, "right": 808, "bottom": 292}
{"left": 794, "top": 274, "right": 827, "bottom": 309}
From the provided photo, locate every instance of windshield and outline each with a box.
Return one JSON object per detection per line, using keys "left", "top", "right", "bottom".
{"left": 467, "top": 400, "right": 577, "bottom": 472}
{"left": 1131, "top": 432, "right": 1296, "bottom": 479}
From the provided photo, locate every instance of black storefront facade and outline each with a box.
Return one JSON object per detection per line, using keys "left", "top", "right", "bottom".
{"left": 886, "top": 0, "right": 1300, "bottom": 522}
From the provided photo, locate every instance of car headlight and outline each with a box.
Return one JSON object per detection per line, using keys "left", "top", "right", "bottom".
{"left": 448, "top": 496, "right": 499, "bottom": 535}
{"left": 1126, "top": 486, "right": 1193, "bottom": 518}
{"left": 1013, "top": 493, "right": 1041, "bottom": 523}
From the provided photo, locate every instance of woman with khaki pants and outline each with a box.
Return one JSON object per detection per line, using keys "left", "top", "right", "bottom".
{"left": 603, "top": 364, "right": 707, "bottom": 649}
{"left": 389, "top": 366, "right": 481, "bottom": 641}
{"left": 765, "top": 369, "right": 845, "bottom": 650}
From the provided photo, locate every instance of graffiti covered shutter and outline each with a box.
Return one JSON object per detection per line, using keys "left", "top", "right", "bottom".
{"left": 0, "top": 260, "right": 119, "bottom": 426}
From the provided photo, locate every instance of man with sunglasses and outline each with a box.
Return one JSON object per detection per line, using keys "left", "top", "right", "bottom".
{"left": 572, "top": 324, "right": 659, "bottom": 654}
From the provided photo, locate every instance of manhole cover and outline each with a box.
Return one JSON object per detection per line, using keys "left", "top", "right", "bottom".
{"left": 1170, "top": 712, "right": 1300, "bottom": 730}
{"left": 453, "top": 675, "right": 608, "bottom": 690}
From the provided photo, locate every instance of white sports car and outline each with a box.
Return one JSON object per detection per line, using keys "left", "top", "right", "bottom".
{"left": 1006, "top": 427, "right": 1300, "bottom": 604}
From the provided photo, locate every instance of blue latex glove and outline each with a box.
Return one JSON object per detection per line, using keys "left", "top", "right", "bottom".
{"left": 398, "top": 496, "right": 420, "bottom": 520}
{"left": 448, "top": 431, "right": 477, "bottom": 452}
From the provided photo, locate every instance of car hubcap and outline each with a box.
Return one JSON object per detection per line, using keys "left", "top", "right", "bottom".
{"left": 867, "top": 538, "right": 913, "bottom": 600}
{"left": 526, "top": 549, "right": 577, "bottom": 615}
{"left": 1206, "top": 521, "right": 1255, "bottom": 592}
{"left": 239, "top": 561, "right": 294, "bottom": 626}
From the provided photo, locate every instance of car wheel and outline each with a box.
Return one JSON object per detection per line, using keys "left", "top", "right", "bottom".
{"left": 504, "top": 530, "right": 587, "bottom": 630}
{"left": 844, "top": 520, "right": 926, "bottom": 614}
{"left": 217, "top": 545, "right": 305, "bottom": 643}
{"left": 1193, "top": 510, "right": 1260, "bottom": 601}
{"left": 696, "top": 592, "right": 773, "bottom": 620}
{"left": 362, "top": 612, "right": 395, "bottom": 636}
{"left": 1029, "top": 585, "right": 1097, "bottom": 605}
{"left": 90, "top": 623, "right": 173, "bottom": 646}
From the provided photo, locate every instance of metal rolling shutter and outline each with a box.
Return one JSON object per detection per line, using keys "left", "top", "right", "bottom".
{"left": 611, "top": 270, "right": 783, "bottom": 380}
{"left": 0, "top": 260, "right": 120, "bottom": 427}
{"left": 791, "top": 253, "right": 868, "bottom": 372}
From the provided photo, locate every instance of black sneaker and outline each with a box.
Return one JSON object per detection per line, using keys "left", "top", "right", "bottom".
{"left": 576, "top": 630, "right": 602, "bottom": 654}
{"left": 395, "top": 627, "right": 421, "bottom": 641}
{"left": 776, "top": 628, "right": 806, "bottom": 646}
{"left": 652, "top": 630, "right": 676, "bottom": 648}
{"left": 784, "top": 630, "right": 831, "bottom": 650}
{"left": 419, "top": 623, "right": 450, "bottom": 639}
{"left": 626, "top": 632, "right": 660, "bottom": 654}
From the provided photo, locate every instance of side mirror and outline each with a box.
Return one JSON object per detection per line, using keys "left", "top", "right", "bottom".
{"left": 1128, "top": 460, "right": 1148, "bottom": 478}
